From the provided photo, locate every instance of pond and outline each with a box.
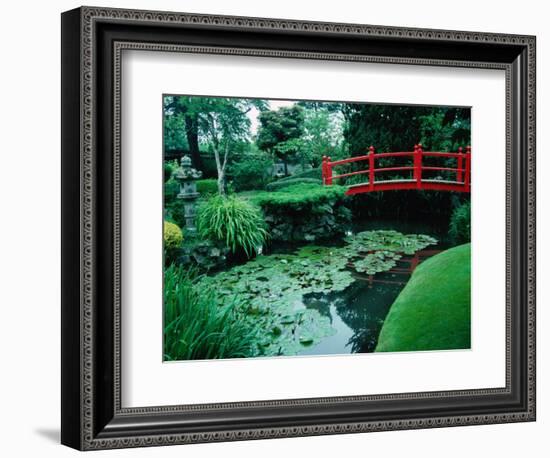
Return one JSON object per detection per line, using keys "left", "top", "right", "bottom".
{"left": 198, "top": 219, "right": 449, "bottom": 358}
{"left": 298, "top": 218, "right": 450, "bottom": 356}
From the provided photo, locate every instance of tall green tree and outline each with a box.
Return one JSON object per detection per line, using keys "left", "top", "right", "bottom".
{"left": 343, "top": 104, "right": 470, "bottom": 154}
{"left": 163, "top": 96, "right": 203, "bottom": 169}
{"left": 302, "top": 107, "right": 346, "bottom": 165}
{"left": 192, "top": 97, "right": 266, "bottom": 194}
{"left": 256, "top": 105, "right": 305, "bottom": 174}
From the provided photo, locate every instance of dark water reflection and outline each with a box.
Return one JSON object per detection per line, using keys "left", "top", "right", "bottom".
{"left": 297, "top": 218, "right": 448, "bottom": 355}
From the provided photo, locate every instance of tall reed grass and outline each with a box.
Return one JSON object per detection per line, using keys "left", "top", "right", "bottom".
{"left": 197, "top": 195, "right": 268, "bottom": 257}
{"left": 163, "top": 265, "right": 258, "bottom": 360}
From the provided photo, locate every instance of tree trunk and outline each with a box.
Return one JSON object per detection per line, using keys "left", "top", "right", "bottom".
{"left": 217, "top": 170, "right": 226, "bottom": 195}
{"left": 184, "top": 113, "right": 202, "bottom": 170}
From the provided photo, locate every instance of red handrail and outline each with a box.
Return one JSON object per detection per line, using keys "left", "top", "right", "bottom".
{"left": 321, "top": 144, "right": 471, "bottom": 194}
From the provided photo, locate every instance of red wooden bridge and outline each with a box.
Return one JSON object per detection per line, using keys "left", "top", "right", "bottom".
{"left": 322, "top": 144, "right": 471, "bottom": 195}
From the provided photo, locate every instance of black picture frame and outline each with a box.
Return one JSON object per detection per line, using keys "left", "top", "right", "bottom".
{"left": 61, "top": 6, "right": 536, "bottom": 450}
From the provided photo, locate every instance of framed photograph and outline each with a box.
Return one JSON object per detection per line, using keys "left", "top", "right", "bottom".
{"left": 61, "top": 6, "right": 536, "bottom": 450}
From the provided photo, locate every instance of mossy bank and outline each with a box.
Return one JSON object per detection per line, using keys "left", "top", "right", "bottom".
{"left": 376, "top": 243, "right": 471, "bottom": 353}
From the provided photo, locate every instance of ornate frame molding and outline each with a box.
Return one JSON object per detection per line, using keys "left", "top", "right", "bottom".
{"left": 61, "top": 6, "right": 536, "bottom": 450}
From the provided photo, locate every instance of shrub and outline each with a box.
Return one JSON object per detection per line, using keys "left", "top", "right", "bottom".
{"left": 251, "top": 183, "right": 347, "bottom": 210}
{"left": 164, "top": 178, "right": 179, "bottom": 204}
{"left": 197, "top": 195, "right": 268, "bottom": 257}
{"left": 165, "top": 199, "right": 185, "bottom": 229}
{"left": 448, "top": 201, "right": 471, "bottom": 244}
{"left": 265, "top": 177, "right": 322, "bottom": 191}
{"left": 230, "top": 154, "right": 273, "bottom": 191}
{"left": 164, "top": 221, "right": 183, "bottom": 249}
{"left": 196, "top": 178, "right": 218, "bottom": 195}
{"left": 275, "top": 167, "right": 322, "bottom": 182}
{"left": 163, "top": 160, "right": 177, "bottom": 182}
{"left": 163, "top": 265, "right": 259, "bottom": 360}
{"left": 247, "top": 183, "right": 351, "bottom": 243}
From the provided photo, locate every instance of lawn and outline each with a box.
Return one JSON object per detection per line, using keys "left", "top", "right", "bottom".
{"left": 375, "top": 243, "right": 471, "bottom": 352}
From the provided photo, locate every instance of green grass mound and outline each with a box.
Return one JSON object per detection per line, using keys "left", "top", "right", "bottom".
{"left": 375, "top": 243, "right": 471, "bottom": 353}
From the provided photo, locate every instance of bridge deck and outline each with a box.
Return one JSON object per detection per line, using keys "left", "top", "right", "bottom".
{"left": 346, "top": 179, "right": 468, "bottom": 195}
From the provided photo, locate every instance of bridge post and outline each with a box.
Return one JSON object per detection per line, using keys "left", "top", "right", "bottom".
{"left": 457, "top": 147, "right": 464, "bottom": 183}
{"left": 464, "top": 146, "right": 471, "bottom": 192}
{"left": 414, "top": 144, "right": 423, "bottom": 188}
{"left": 326, "top": 156, "right": 333, "bottom": 185}
{"left": 369, "top": 146, "right": 375, "bottom": 191}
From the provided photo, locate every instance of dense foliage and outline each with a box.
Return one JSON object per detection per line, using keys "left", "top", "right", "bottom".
{"left": 164, "top": 265, "right": 259, "bottom": 360}
{"left": 265, "top": 177, "right": 322, "bottom": 191}
{"left": 250, "top": 183, "right": 347, "bottom": 209}
{"left": 197, "top": 195, "right": 269, "bottom": 257}
{"left": 229, "top": 152, "right": 273, "bottom": 191}
{"left": 448, "top": 201, "right": 471, "bottom": 244}
{"left": 257, "top": 105, "right": 305, "bottom": 173}
{"left": 196, "top": 178, "right": 218, "bottom": 195}
{"left": 163, "top": 221, "right": 183, "bottom": 264}
{"left": 343, "top": 105, "right": 470, "bottom": 155}
{"left": 247, "top": 183, "right": 351, "bottom": 242}
{"left": 164, "top": 178, "right": 179, "bottom": 203}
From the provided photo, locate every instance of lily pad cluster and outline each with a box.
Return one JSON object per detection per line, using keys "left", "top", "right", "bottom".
{"left": 197, "top": 230, "right": 437, "bottom": 356}
{"left": 342, "top": 230, "right": 437, "bottom": 275}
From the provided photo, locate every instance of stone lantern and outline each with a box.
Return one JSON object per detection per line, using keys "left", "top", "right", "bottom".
{"left": 173, "top": 155, "right": 202, "bottom": 233}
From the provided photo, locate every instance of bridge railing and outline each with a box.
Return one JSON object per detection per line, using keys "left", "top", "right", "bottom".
{"left": 322, "top": 144, "right": 471, "bottom": 192}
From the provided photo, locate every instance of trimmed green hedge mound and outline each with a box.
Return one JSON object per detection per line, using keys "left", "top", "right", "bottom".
{"left": 265, "top": 177, "right": 322, "bottom": 191}
{"left": 375, "top": 243, "right": 471, "bottom": 352}
{"left": 250, "top": 183, "right": 347, "bottom": 209}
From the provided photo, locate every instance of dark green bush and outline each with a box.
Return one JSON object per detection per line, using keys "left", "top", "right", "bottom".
{"left": 196, "top": 178, "right": 218, "bottom": 195}
{"left": 265, "top": 177, "right": 322, "bottom": 191}
{"left": 197, "top": 195, "right": 269, "bottom": 257}
{"left": 229, "top": 154, "right": 273, "bottom": 191}
{"left": 276, "top": 167, "right": 322, "bottom": 182}
{"left": 165, "top": 199, "right": 185, "bottom": 229}
{"left": 164, "top": 178, "right": 179, "bottom": 204}
{"left": 164, "top": 265, "right": 259, "bottom": 360}
{"left": 164, "top": 161, "right": 177, "bottom": 182}
{"left": 448, "top": 201, "right": 471, "bottom": 244}
{"left": 248, "top": 183, "right": 351, "bottom": 243}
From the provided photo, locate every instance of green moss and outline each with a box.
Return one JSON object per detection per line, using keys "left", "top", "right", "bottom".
{"left": 375, "top": 243, "right": 471, "bottom": 353}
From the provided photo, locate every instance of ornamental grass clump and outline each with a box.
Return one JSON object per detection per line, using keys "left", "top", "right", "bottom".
{"left": 163, "top": 265, "right": 258, "bottom": 360}
{"left": 197, "top": 195, "right": 269, "bottom": 258}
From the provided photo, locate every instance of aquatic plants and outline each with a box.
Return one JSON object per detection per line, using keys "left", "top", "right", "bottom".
{"left": 197, "top": 251, "right": 342, "bottom": 356}
{"left": 163, "top": 265, "right": 260, "bottom": 360}
{"left": 197, "top": 194, "right": 269, "bottom": 258}
{"left": 194, "top": 230, "right": 438, "bottom": 357}
{"left": 343, "top": 230, "right": 437, "bottom": 256}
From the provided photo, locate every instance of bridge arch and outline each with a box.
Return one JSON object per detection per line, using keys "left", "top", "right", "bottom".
{"left": 322, "top": 144, "right": 471, "bottom": 195}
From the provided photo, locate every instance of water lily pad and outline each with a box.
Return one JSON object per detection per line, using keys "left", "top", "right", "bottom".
{"left": 196, "top": 230, "right": 437, "bottom": 357}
